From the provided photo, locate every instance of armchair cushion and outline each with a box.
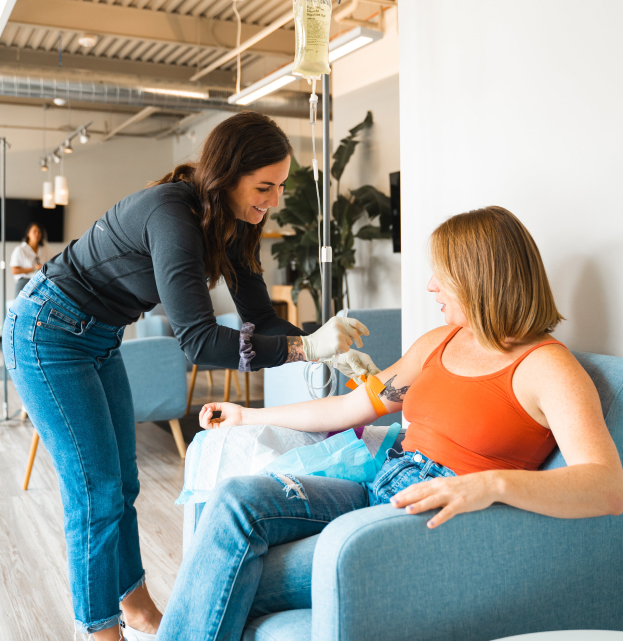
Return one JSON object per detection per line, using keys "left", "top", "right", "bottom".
{"left": 120, "top": 336, "right": 187, "bottom": 423}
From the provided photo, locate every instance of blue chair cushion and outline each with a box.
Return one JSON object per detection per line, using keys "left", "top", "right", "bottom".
{"left": 243, "top": 610, "right": 311, "bottom": 641}
{"left": 120, "top": 336, "right": 187, "bottom": 423}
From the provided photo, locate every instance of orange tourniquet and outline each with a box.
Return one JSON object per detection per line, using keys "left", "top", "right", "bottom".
{"left": 346, "top": 374, "right": 389, "bottom": 417}
{"left": 402, "top": 327, "right": 564, "bottom": 476}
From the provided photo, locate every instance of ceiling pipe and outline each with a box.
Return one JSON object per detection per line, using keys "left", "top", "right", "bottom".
{"left": 0, "top": 68, "right": 212, "bottom": 111}
{"left": 190, "top": 9, "right": 294, "bottom": 82}
{"left": 102, "top": 106, "right": 159, "bottom": 141}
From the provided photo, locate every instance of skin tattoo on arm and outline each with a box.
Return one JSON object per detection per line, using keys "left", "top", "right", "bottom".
{"left": 285, "top": 336, "right": 306, "bottom": 363}
{"left": 380, "top": 375, "right": 411, "bottom": 403}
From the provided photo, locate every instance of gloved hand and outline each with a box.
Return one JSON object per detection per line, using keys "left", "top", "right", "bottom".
{"left": 320, "top": 350, "right": 381, "bottom": 380}
{"left": 301, "top": 316, "right": 369, "bottom": 362}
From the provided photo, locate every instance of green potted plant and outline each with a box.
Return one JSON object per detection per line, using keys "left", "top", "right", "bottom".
{"left": 271, "top": 111, "right": 392, "bottom": 329}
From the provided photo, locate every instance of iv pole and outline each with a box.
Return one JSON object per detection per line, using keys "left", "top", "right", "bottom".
{"left": 321, "top": 72, "right": 331, "bottom": 326}
{"left": 1, "top": 137, "right": 8, "bottom": 420}
{"left": 320, "top": 74, "right": 332, "bottom": 396}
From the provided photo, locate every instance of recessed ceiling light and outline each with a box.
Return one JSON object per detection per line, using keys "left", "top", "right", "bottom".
{"left": 78, "top": 34, "right": 98, "bottom": 48}
{"left": 53, "top": 97, "right": 67, "bottom": 106}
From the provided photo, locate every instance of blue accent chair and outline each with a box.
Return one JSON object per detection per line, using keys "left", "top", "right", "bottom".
{"left": 264, "top": 309, "right": 402, "bottom": 427}
{"left": 184, "top": 351, "right": 623, "bottom": 640}
{"left": 23, "top": 335, "right": 189, "bottom": 489}
{"left": 136, "top": 311, "right": 249, "bottom": 413}
{"left": 120, "top": 336, "right": 188, "bottom": 459}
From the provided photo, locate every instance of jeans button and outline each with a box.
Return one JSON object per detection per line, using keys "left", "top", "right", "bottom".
{"left": 414, "top": 453, "right": 423, "bottom": 463}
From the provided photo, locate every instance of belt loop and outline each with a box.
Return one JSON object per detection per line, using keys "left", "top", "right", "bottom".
{"left": 85, "top": 317, "right": 97, "bottom": 332}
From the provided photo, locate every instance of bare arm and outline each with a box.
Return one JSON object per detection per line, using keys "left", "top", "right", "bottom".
{"left": 11, "top": 265, "right": 36, "bottom": 275}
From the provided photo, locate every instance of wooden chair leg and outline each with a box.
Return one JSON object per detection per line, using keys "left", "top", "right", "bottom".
{"left": 224, "top": 369, "right": 232, "bottom": 403}
{"left": 206, "top": 371, "right": 213, "bottom": 387}
{"left": 19, "top": 407, "right": 28, "bottom": 420}
{"left": 185, "top": 364, "right": 199, "bottom": 416}
{"left": 23, "top": 430, "right": 40, "bottom": 491}
{"left": 244, "top": 372, "right": 250, "bottom": 408}
{"left": 232, "top": 370, "right": 242, "bottom": 398}
{"left": 169, "top": 419, "right": 186, "bottom": 459}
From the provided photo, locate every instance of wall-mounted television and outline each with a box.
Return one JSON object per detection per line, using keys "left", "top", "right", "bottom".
{"left": 5, "top": 198, "right": 64, "bottom": 242}
{"left": 389, "top": 171, "right": 400, "bottom": 253}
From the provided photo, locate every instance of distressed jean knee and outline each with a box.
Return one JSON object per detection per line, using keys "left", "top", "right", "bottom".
{"left": 263, "top": 473, "right": 308, "bottom": 501}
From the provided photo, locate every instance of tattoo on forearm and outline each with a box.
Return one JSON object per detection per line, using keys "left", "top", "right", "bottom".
{"left": 380, "top": 375, "right": 410, "bottom": 403}
{"left": 285, "top": 337, "right": 306, "bottom": 363}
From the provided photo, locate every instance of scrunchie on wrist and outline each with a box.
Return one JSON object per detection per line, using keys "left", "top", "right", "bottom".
{"left": 238, "top": 322, "right": 256, "bottom": 372}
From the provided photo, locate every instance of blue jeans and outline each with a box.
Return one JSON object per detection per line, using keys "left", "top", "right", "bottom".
{"left": 157, "top": 451, "right": 456, "bottom": 641}
{"left": 4, "top": 272, "right": 144, "bottom": 634}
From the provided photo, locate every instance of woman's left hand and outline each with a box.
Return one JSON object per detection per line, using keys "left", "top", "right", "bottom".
{"left": 389, "top": 471, "right": 499, "bottom": 528}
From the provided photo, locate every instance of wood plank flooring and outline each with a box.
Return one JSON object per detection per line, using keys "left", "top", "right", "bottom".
{"left": 0, "top": 370, "right": 264, "bottom": 641}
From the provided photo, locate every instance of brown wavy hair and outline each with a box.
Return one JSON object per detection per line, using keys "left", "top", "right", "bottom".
{"left": 149, "top": 112, "right": 293, "bottom": 289}
{"left": 430, "top": 206, "right": 564, "bottom": 352}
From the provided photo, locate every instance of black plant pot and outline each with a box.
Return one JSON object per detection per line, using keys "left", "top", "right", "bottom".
{"left": 302, "top": 322, "right": 322, "bottom": 335}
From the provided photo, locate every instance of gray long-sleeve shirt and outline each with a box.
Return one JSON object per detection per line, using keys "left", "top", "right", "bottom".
{"left": 43, "top": 180, "right": 304, "bottom": 370}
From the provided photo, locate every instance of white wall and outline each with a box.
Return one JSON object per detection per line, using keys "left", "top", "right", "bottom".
{"left": 332, "top": 7, "right": 401, "bottom": 311}
{"left": 399, "top": 0, "right": 623, "bottom": 357}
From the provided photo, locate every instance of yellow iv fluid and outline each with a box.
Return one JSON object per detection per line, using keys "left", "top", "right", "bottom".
{"left": 292, "top": 0, "right": 332, "bottom": 81}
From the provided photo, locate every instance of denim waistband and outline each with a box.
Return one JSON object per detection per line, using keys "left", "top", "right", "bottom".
{"left": 387, "top": 448, "right": 456, "bottom": 478}
{"left": 21, "top": 272, "right": 123, "bottom": 333}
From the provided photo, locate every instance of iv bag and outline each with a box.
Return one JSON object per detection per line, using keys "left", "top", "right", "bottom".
{"left": 292, "top": 0, "right": 332, "bottom": 82}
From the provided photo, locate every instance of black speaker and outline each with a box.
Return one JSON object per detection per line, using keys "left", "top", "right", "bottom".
{"left": 389, "top": 171, "right": 400, "bottom": 253}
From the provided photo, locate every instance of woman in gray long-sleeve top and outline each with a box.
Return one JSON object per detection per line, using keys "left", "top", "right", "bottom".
{"left": 4, "top": 112, "right": 373, "bottom": 641}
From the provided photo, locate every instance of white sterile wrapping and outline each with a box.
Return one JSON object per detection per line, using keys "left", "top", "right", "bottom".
{"left": 177, "top": 423, "right": 401, "bottom": 506}
{"left": 176, "top": 425, "right": 327, "bottom": 505}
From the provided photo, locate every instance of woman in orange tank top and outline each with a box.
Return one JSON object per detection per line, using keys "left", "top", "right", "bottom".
{"left": 157, "top": 206, "right": 623, "bottom": 636}
{"left": 200, "top": 206, "right": 622, "bottom": 531}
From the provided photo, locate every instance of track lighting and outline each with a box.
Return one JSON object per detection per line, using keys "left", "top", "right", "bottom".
{"left": 63, "top": 141, "right": 73, "bottom": 154}
{"left": 79, "top": 129, "right": 90, "bottom": 144}
{"left": 40, "top": 157, "right": 48, "bottom": 171}
{"left": 52, "top": 151, "right": 61, "bottom": 164}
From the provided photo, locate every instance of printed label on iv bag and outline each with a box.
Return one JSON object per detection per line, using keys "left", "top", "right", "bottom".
{"left": 293, "top": 0, "right": 332, "bottom": 81}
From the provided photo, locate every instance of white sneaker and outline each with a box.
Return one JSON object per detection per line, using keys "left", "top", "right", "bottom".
{"left": 120, "top": 621, "right": 157, "bottom": 641}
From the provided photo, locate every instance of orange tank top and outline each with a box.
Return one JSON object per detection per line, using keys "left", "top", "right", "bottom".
{"left": 401, "top": 327, "right": 563, "bottom": 475}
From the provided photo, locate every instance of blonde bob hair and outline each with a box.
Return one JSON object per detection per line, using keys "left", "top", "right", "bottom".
{"left": 430, "top": 206, "right": 563, "bottom": 352}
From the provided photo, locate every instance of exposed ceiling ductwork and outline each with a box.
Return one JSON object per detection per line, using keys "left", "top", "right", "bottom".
{"left": 0, "top": 66, "right": 215, "bottom": 111}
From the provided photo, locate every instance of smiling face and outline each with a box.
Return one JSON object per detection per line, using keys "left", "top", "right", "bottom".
{"left": 226, "top": 156, "right": 291, "bottom": 225}
{"left": 427, "top": 274, "right": 470, "bottom": 328}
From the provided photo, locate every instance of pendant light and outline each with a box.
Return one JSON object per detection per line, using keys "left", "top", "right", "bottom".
{"left": 54, "top": 175, "right": 68, "bottom": 205}
{"left": 43, "top": 180, "right": 55, "bottom": 209}
{"left": 55, "top": 103, "right": 70, "bottom": 205}
{"left": 41, "top": 105, "right": 56, "bottom": 208}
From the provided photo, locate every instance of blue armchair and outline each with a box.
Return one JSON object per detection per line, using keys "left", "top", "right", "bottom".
{"left": 23, "top": 335, "right": 188, "bottom": 489}
{"left": 186, "top": 350, "right": 623, "bottom": 640}
{"left": 136, "top": 311, "right": 249, "bottom": 413}
{"left": 264, "top": 309, "right": 402, "bottom": 427}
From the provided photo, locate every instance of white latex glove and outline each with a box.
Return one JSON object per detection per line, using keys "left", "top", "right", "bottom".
{"left": 320, "top": 350, "right": 381, "bottom": 380}
{"left": 301, "top": 316, "right": 369, "bottom": 362}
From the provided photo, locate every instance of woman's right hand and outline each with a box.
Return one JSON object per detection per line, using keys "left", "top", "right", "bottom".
{"left": 199, "top": 402, "right": 244, "bottom": 429}
{"left": 301, "top": 316, "right": 370, "bottom": 361}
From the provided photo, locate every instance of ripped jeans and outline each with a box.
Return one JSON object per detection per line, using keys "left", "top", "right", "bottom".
{"left": 156, "top": 473, "right": 368, "bottom": 641}
{"left": 157, "top": 455, "right": 457, "bottom": 641}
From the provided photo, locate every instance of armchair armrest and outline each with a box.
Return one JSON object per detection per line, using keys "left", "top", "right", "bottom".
{"left": 311, "top": 504, "right": 623, "bottom": 641}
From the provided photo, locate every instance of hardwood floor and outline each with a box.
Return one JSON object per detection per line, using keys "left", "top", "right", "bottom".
{"left": 0, "top": 369, "right": 264, "bottom": 641}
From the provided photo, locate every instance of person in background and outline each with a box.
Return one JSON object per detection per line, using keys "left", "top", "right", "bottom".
{"left": 10, "top": 222, "right": 45, "bottom": 297}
